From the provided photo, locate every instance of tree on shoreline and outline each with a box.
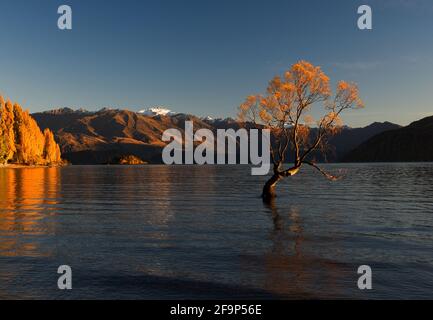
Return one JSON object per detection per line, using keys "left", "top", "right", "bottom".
{"left": 0, "top": 95, "right": 61, "bottom": 165}
{"left": 238, "top": 61, "right": 363, "bottom": 201}
{"left": 0, "top": 97, "right": 16, "bottom": 164}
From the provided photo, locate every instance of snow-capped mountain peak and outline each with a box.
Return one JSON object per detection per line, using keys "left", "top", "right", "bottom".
{"left": 138, "top": 107, "right": 175, "bottom": 116}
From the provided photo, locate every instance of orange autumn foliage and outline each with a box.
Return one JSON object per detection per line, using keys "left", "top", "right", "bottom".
{"left": 0, "top": 95, "right": 62, "bottom": 165}
{"left": 238, "top": 61, "right": 363, "bottom": 198}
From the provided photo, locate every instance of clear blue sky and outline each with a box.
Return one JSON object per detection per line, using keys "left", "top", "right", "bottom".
{"left": 0, "top": 0, "right": 432, "bottom": 127}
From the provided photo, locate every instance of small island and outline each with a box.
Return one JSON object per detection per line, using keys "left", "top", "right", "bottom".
{"left": 118, "top": 155, "right": 147, "bottom": 165}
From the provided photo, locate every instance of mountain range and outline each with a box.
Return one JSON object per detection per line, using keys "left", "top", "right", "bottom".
{"left": 343, "top": 116, "right": 433, "bottom": 162}
{"left": 31, "top": 107, "right": 433, "bottom": 164}
{"left": 32, "top": 108, "right": 224, "bottom": 164}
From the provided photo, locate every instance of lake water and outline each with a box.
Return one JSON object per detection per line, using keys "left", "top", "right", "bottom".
{"left": 0, "top": 164, "right": 432, "bottom": 299}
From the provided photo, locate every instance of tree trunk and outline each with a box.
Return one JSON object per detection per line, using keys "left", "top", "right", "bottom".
{"left": 262, "top": 174, "right": 281, "bottom": 202}
{"left": 261, "top": 165, "right": 301, "bottom": 202}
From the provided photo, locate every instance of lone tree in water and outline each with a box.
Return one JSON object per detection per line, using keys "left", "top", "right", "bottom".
{"left": 238, "top": 61, "right": 363, "bottom": 201}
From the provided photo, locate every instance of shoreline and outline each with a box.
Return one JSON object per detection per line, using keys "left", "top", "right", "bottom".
{"left": 0, "top": 164, "right": 64, "bottom": 169}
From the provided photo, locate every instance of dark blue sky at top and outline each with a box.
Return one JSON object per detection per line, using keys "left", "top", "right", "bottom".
{"left": 0, "top": 0, "right": 432, "bottom": 126}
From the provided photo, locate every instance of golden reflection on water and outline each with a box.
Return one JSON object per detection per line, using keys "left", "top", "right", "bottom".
{"left": 263, "top": 199, "right": 344, "bottom": 299}
{"left": 0, "top": 168, "right": 60, "bottom": 257}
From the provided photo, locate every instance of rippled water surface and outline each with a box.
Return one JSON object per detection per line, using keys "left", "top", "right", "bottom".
{"left": 0, "top": 164, "right": 432, "bottom": 299}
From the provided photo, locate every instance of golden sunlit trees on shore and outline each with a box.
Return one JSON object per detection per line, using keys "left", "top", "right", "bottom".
{"left": 0, "top": 95, "right": 61, "bottom": 166}
{"left": 238, "top": 61, "right": 364, "bottom": 201}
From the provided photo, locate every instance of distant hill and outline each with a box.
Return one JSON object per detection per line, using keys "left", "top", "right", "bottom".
{"left": 32, "top": 108, "right": 400, "bottom": 164}
{"left": 328, "top": 121, "right": 401, "bottom": 161}
{"left": 343, "top": 115, "right": 433, "bottom": 162}
{"left": 32, "top": 108, "right": 214, "bottom": 164}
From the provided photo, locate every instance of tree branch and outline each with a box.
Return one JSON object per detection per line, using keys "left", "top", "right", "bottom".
{"left": 302, "top": 160, "right": 341, "bottom": 181}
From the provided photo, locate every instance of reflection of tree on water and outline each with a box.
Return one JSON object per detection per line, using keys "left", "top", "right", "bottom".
{"left": 264, "top": 199, "right": 344, "bottom": 299}
{"left": 0, "top": 168, "right": 60, "bottom": 258}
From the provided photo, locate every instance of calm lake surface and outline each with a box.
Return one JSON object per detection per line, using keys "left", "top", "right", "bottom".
{"left": 0, "top": 164, "right": 432, "bottom": 299}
